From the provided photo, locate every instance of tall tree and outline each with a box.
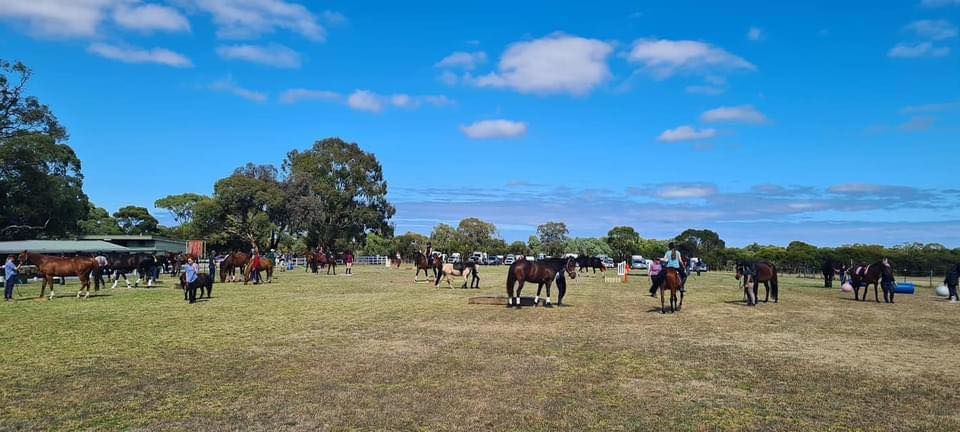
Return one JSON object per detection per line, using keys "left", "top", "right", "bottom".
{"left": 674, "top": 229, "right": 726, "bottom": 264}
{"left": 284, "top": 138, "right": 395, "bottom": 249}
{"left": 606, "top": 226, "right": 640, "bottom": 261}
{"left": 430, "top": 223, "right": 458, "bottom": 253}
{"left": 113, "top": 206, "right": 160, "bottom": 235}
{"left": 207, "top": 168, "right": 284, "bottom": 249}
{"left": 527, "top": 235, "right": 542, "bottom": 255}
{"left": 0, "top": 60, "right": 87, "bottom": 239}
{"left": 78, "top": 206, "right": 122, "bottom": 235}
{"left": 155, "top": 193, "right": 206, "bottom": 225}
{"left": 537, "top": 222, "right": 568, "bottom": 256}
{"left": 457, "top": 217, "right": 497, "bottom": 253}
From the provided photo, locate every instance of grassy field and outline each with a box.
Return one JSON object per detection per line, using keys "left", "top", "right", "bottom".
{"left": 1, "top": 264, "right": 959, "bottom": 431}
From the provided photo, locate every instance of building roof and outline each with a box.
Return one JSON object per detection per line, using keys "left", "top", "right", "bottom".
{"left": 0, "top": 240, "right": 131, "bottom": 255}
{"left": 78, "top": 235, "right": 174, "bottom": 241}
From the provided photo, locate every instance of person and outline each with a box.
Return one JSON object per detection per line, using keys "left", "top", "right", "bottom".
{"left": 425, "top": 242, "right": 433, "bottom": 260}
{"left": 661, "top": 242, "right": 687, "bottom": 292}
{"left": 4, "top": 255, "right": 18, "bottom": 302}
{"left": 251, "top": 247, "right": 263, "bottom": 284}
{"left": 881, "top": 267, "right": 897, "bottom": 303}
{"left": 208, "top": 253, "right": 217, "bottom": 284}
{"left": 648, "top": 258, "right": 663, "bottom": 297}
{"left": 94, "top": 254, "right": 108, "bottom": 291}
{"left": 944, "top": 264, "right": 959, "bottom": 303}
{"left": 345, "top": 250, "right": 354, "bottom": 275}
{"left": 395, "top": 250, "right": 402, "bottom": 268}
{"left": 183, "top": 256, "right": 199, "bottom": 296}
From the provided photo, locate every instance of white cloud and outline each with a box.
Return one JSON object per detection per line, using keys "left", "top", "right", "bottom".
{"left": 905, "top": 19, "right": 958, "bottom": 40}
{"left": 321, "top": 10, "right": 346, "bottom": 26}
{"left": 279, "top": 89, "right": 340, "bottom": 104}
{"left": 0, "top": 0, "right": 114, "bottom": 37}
{"left": 627, "top": 39, "right": 755, "bottom": 78}
{"left": 747, "top": 26, "right": 764, "bottom": 41}
{"left": 343, "top": 90, "right": 451, "bottom": 113}
{"left": 900, "top": 100, "right": 960, "bottom": 113}
{"left": 184, "top": 0, "right": 326, "bottom": 41}
{"left": 657, "top": 125, "right": 717, "bottom": 143}
{"left": 470, "top": 33, "right": 614, "bottom": 96}
{"left": 921, "top": 0, "right": 960, "bottom": 7}
{"left": 113, "top": 3, "right": 190, "bottom": 33}
{"left": 208, "top": 76, "right": 267, "bottom": 102}
{"left": 888, "top": 41, "right": 951, "bottom": 58}
{"left": 347, "top": 90, "right": 383, "bottom": 113}
{"left": 460, "top": 119, "right": 528, "bottom": 139}
{"left": 701, "top": 105, "right": 767, "bottom": 124}
{"left": 88, "top": 42, "right": 192, "bottom": 67}
{"left": 435, "top": 51, "right": 487, "bottom": 70}
{"left": 438, "top": 71, "right": 459, "bottom": 86}
{"left": 217, "top": 43, "right": 301, "bottom": 68}
{"left": 656, "top": 185, "right": 717, "bottom": 199}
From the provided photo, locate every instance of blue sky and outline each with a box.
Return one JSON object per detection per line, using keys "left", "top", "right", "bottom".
{"left": 2, "top": 0, "right": 959, "bottom": 247}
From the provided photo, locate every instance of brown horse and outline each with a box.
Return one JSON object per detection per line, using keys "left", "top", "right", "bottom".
{"left": 414, "top": 252, "right": 440, "bottom": 282}
{"left": 243, "top": 255, "right": 274, "bottom": 285}
{"left": 505, "top": 256, "right": 577, "bottom": 308}
{"left": 735, "top": 261, "right": 779, "bottom": 306}
{"left": 848, "top": 259, "right": 895, "bottom": 303}
{"left": 18, "top": 251, "right": 100, "bottom": 300}
{"left": 219, "top": 252, "right": 250, "bottom": 283}
{"left": 659, "top": 268, "right": 683, "bottom": 313}
{"left": 435, "top": 262, "right": 480, "bottom": 289}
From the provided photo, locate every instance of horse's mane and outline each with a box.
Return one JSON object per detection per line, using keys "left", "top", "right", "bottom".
{"left": 538, "top": 257, "right": 573, "bottom": 270}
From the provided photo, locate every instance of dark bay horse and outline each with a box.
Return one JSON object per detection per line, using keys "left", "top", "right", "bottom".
{"left": 736, "top": 261, "right": 779, "bottom": 306}
{"left": 576, "top": 256, "right": 606, "bottom": 274}
{"left": 414, "top": 252, "right": 440, "bottom": 282}
{"left": 179, "top": 272, "right": 213, "bottom": 303}
{"left": 506, "top": 256, "right": 577, "bottom": 308}
{"left": 219, "top": 252, "right": 250, "bottom": 283}
{"left": 18, "top": 251, "right": 100, "bottom": 300}
{"left": 435, "top": 262, "right": 480, "bottom": 289}
{"left": 243, "top": 255, "right": 275, "bottom": 284}
{"left": 821, "top": 259, "right": 841, "bottom": 288}
{"left": 848, "top": 259, "right": 895, "bottom": 303}
{"left": 106, "top": 253, "right": 159, "bottom": 288}
{"left": 659, "top": 268, "right": 684, "bottom": 313}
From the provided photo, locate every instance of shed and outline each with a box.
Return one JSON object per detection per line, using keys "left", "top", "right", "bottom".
{"left": 77, "top": 235, "right": 186, "bottom": 254}
{"left": 0, "top": 240, "right": 131, "bottom": 255}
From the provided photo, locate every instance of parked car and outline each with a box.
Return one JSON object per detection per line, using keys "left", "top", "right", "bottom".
{"left": 448, "top": 252, "right": 461, "bottom": 263}
{"left": 601, "top": 257, "right": 615, "bottom": 268}
{"left": 504, "top": 254, "right": 516, "bottom": 265}
{"left": 484, "top": 256, "right": 501, "bottom": 265}
{"left": 630, "top": 255, "right": 648, "bottom": 270}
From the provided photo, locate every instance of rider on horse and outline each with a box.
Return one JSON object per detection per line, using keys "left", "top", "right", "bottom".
{"left": 661, "top": 242, "right": 687, "bottom": 292}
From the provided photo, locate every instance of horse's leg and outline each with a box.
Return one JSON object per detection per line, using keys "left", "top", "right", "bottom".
{"left": 678, "top": 288, "right": 684, "bottom": 311}
{"left": 544, "top": 281, "right": 553, "bottom": 307}
{"left": 763, "top": 281, "right": 770, "bottom": 303}
{"left": 515, "top": 281, "right": 525, "bottom": 308}
{"left": 660, "top": 285, "right": 666, "bottom": 314}
{"left": 670, "top": 288, "right": 676, "bottom": 313}
{"left": 534, "top": 282, "right": 544, "bottom": 306}
{"left": 874, "top": 282, "right": 880, "bottom": 303}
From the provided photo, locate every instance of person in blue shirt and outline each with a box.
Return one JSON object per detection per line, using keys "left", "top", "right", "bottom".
{"left": 660, "top": 242, "right": 687, "bottom": 292}
{"left": 4, "top": 255, "right": 19, "bottom": 301}
{"left": 183, "top": 257, "right": 199, "bottom": 285}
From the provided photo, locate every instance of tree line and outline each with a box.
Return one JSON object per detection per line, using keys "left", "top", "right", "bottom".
{"left": 1, "top": 59, "right": 958, "bottom": 274}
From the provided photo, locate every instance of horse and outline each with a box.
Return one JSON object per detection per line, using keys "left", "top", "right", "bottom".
{"left": 505, "top": 256, "right": 578, "bottom": 308}
{"left": 389, "top": 254, "right": 403, "bottom": 268}
{"left": 659, "top": 268, "right": 684, "bottom": 314}
{"left": 576, "top": 256, "right": 606, "bottom": 274}
{"left": 171, "top": 253, "right": 197, "bottom": 276}
{"left": 414, "top": 252, "right": 440, "bottom": 282}
{"left": 105, "top": 253, "right": 157, "bottom": 288}
{"left": 848, "top": 259, "right": 895, "bottom": 303}
{"left": 243, "top": 255, "right": 275, "bottom": 285}
{"left": 320, "top": 251, "right": 337, "bottom": 275}
{"left": 219, "top": 251, "right": 250, "bottom": 283}
{"left": 179, "top": 272, "right": 213, "bottom": 303}
{"left": 17, "top": 251, "right": 100, "bottom": 300}
{"left": 735, "top": 261, "right": 779, "bottom": 306}
{"left": 821, "top": 259, "right": 843, "bottom": 288}
{"left": 435, "top": 262, "right": 480, "bottom": 289}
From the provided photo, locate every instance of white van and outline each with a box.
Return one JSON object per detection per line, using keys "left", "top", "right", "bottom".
{"left": 631, "top": 255, "right": 647, "bottom": 270}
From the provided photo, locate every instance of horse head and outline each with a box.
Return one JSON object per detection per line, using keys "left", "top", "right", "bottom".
{"left": 734, "top": 262, "right": 746, "bottom": 280}
{"left": 564, "top": 256, "right": 578, "bottom": 279}
{"left": 17, "top": 250, "right": 31, "bottom": 265}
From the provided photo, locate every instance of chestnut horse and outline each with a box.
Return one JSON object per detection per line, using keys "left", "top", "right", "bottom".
{"left": 735, "top": 261, "right": 779, "bottom": 306}
{"left": 848, "top": 259, "right": 895, "bottom": 303}
{"left": 243, "top": 255, "right": 274, "bottom": 284}
{"left": 219, "top": 252, "right": 250, "bottom": 283}
{"left": 659, "top": 268, "right": 684, "bottom": 314}
{"left": 505, "top": 256, "right": 578, "bottom": 308}
{"left": 414, "top": 252, "right": 440, "bottom": 282}
{"left": 18, "top": 251, "right": 100, "bottom": 300}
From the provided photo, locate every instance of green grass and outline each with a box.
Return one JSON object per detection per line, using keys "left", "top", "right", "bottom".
{"left": 1, "top": 265, "right": 959, "bottom": 431}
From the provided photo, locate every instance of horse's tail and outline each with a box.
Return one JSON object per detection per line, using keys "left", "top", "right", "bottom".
{"left": 770, "top": 264, "right": 779, "bottom": 300}
{"left": 506, "top": 265, "right": 516, "bottom": 298}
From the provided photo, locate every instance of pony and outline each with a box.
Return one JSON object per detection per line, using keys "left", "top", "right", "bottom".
{"left": 179, "top": 272, "right": 213, "bottom": 303}
{"left": 434, "top": 262, "right": 480, "bottom": 289}
{"left": 576, "top": 256, "right": 606, "bottom": 274}
{"left": 848, "top": 259, "right": 895, "bottom": 303}
{"left": 414, "top": 252, "right": 440, "bottom": 282}
{"left": 219, "top": 251, "right": 250, "bottom": 283}
{"left": 659, "top": 268, "right": 684, "bottom": 313}
{"left": 735, "top": 261, "right": 779, "bottom": 306}
{"left": 243, "top": 255, "right": 275, "bottom": 285}
{"left": 505, "top": 256, "right": 578, "bottom": 308}
{"left": 17, "top": 251, "right": 100, "bottom": 300}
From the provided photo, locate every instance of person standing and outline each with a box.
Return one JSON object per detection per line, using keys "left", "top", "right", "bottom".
{"left": 94, "top": 254, "right": 108, "bottom": 291}
{"left": 183, "top": 257, "right": 200, "bottom": 303}
{"left": 345, "top": 250, "right": 354, "bottom": 275}
{"left": 208, "top": 254, "right": 217, "bottom": 284}
{"left": 648, "top": 259, "right": 663, "bottom": 297}
{"left": 4, "top": 255, "right": 19, "bottom": 302}
{"left": 944, "top": 264, "right": 959, "bottom": 304}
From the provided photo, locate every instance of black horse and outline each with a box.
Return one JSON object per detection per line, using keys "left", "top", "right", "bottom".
{"left": 506, "top": 256, "right": 578, "bottom": 308}
{"left": 735, "top": 261, "right": 779, "bottom": 306}
{"left": 576, "top": 256, "right": 606, "bottom": 274}
{"left": 106, "top": 253, "right": 158, "bottom": 288}
{"left": 848, "top": 259, "right": 896, "bottom": 303}
{"left": 821, "top": 259, "right": 841, "bottom": 288}
{"left": 180, "top": 272, "right": 213, "bottom": 304}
